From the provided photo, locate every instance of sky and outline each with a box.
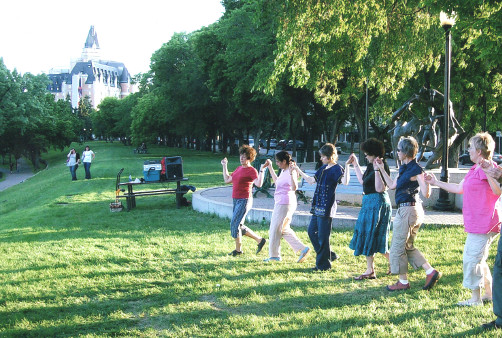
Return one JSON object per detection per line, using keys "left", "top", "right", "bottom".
{"left": 0, "top": 0, "right": 225, "bottom": 76}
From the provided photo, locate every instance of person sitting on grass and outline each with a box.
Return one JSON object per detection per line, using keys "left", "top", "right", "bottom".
{"left": 221, "top": 145, "right": 267, "bottom": 256}
{"left": 262, "top": 151, "right": 311, "bottom": 263}
{"left": 425, "top": 132, "right": 501, "bottom": 307}
{"left": 374, "top": 136, "right": 441, "bottom": 291}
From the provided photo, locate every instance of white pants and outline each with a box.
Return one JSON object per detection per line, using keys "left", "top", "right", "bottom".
{"left": 463, "top": 232, "right": 498, "bottom": 290}
{"left": 268, "top": 203, "right": 307, "bottom": 258}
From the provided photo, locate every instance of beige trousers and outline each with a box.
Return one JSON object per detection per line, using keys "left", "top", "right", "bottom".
{"left": 463, "top": 232, "right": 498, "bottom": 290}
{"left": 268, "top": 203, "right": 306, "bottom": 258}
{"left": 389, "top": 205, "right": 427, "bottom": 275}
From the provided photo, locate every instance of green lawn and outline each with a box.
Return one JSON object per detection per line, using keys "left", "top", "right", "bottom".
{"left": 0, "top": 142, "right": 497, "bottom": 337}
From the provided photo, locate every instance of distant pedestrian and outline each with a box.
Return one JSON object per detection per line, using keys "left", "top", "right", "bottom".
{"left": 345, "top": 138, "right": 391, "bottom": 280}
{"left": 221, "top": 145, "right": 267, "bottom": 256}
{"left": 375, "top": 136, "right": 440, "bottom": 291}
{"left": 263, "top": 151, "right": 311, "bottom": 263}
{"left": 426, "top": 133, "right": 501, "bottom": 307}
{"left": 291, "top": 143, "right": 349, "bottom": 272}
{"left": 66, "top": 148, "right": 79, "bottom": 181}
{"left": 82, "top": 146, "right": 95, "bottom": 179}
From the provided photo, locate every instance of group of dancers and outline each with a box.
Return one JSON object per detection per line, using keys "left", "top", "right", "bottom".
{"left": 221, "top": 132, "right": 502, "bottom": 331}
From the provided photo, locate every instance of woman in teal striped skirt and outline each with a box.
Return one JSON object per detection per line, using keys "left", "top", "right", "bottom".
{"left": 346, "top": 138, "right": 391, "bottom": 280}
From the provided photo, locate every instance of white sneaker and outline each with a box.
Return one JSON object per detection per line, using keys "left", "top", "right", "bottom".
{"left": 457, "top": 299, "right": 483, "bottom": 307}
{"left": 297, "top": 247, "right": 311, "bottom": 263}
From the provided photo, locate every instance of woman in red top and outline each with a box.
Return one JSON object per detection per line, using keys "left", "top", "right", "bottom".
{"left": 221, "top": 145, "right": 267, "bottom": 256}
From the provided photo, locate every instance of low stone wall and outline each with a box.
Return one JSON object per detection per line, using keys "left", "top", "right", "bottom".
{"left": 305, "top": 168, "right": 468, "bottom": 211}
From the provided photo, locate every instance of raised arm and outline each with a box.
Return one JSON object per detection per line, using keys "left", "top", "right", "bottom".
{"left": 424, "top": 173, "right": 463, "bottom": 194}
{"left": 347, "top": 153, "right": 363, "bottom": 185}
{"left": 416, "top": 173, "right": 431, "bottom": 199}
{"left": 253, "top": 161, "right": 268, "bottom": 188}
{"left": 291, "top": 161, "right": 316, "bottom": 185}
{"left": 373, "top": 158, "right": 386, "bottom": 193}
{"left": 221, "top": 158, "right": 232, "bottom": 184}
{"left": 266, "top": 159, "right": 278, "bottom": 182}
{"left": 374, "top": 158, "right": 397, "bottom": 190}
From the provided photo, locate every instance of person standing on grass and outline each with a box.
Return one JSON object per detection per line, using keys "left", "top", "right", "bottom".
{"left": 262, "top": 151, "right": 311, "bottom": 263}
{"left": 82, "top": 145, "right": 95, "bottom": 179}
{"left": 291, "top": 143, "right": 349, "bottom": 272}
{"left": 374, "top": 136, "right": 441, "bottom": 291}
{"left": 221, "top": 145, "right": 267, "bottom": 256}
{"left": 345, "top": 138, "right": 391, "bottom": 280}
{"left": 426, "top": 133, "right": 501, "bottom": 307}
{"left": 481, "top": 163, "right": 502, "bottom": 330}
{"left": 66, "top": 148, "right": 79, "bottom": 181}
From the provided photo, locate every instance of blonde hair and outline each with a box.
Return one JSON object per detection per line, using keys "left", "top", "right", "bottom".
{"left": 469, "top": 132, "right": 495, "bottom": 160}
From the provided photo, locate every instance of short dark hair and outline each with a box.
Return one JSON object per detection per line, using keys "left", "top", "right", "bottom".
{"left": 275, "top": 150, "right": 292, "bottom": 164}
{"left": 319, "top": 143, "right": 338, "bottom": 162}
{"left": 361, "top": 138, "right": 385, "bottom": 158}
{"left": 239, "top": 145, "right": 257, "bottom": 162}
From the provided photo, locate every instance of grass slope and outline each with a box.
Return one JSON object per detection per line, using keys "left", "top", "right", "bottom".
{"left": 0, "top": 142, "right": 497, "bottom": 337}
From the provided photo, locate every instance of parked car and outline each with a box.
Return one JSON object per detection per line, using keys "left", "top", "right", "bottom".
{"left": 286, "top": 140, "right": 305, "bottom": 150}
{"left": 335, "top": 144, "right": 343, "bottom": 155}
{"left": 277, "top": 139, "right": 288, "bottom": 150}
{"left": 493, "top": 152, "right": 502, "bottom": 164}
{"left": 458, "top": 151, "right": 473, "bottom": 165}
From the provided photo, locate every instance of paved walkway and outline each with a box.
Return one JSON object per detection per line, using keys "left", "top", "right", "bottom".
{"left": 0, "top": 158, "right": 35, "bottom": 192}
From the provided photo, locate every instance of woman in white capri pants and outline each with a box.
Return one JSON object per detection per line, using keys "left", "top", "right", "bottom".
{"left": 263, "top": 151, "right": 310, "bottom": 263}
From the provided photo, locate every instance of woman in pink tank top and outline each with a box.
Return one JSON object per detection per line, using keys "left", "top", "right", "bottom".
{"left": 262, "top": 151, "right": 311, "bottom": 263}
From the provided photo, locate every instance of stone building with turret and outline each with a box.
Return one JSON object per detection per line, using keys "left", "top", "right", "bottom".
{"left": 47, "top": 26, "right": 136, "bottom": 109}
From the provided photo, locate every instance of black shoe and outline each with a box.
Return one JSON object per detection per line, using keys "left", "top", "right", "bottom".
{"left": 229, "top": 250, "right": 243, "bottom": 256}
{"left": 481, "top": 321, "right": 502, "bottom": 330}
{"left": 330, "top": 251, "right": 338, "bottom": 261}
{"left": 256, "top": 238, "right": 266, "bottom": 254}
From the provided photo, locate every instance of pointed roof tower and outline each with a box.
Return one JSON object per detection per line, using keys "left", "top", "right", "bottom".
{"left": 81, "top": 25, "right": 101, "bottom": 62}
{"left": 84, "top": 25, "right": 100, "bottom": 49}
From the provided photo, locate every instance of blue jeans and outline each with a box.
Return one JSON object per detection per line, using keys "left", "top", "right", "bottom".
{"left": 84, "top": 162, "right": 91, "bottom": 179}
{"left": 308, "top": 215, "right": 333, "bottom": 270}
{"left": 69, "top": 165, "right": 77, "bottom": 180}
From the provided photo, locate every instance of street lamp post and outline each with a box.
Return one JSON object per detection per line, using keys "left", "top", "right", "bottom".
{"left": 434, "top": 11, "right": 456, "bottom": 211}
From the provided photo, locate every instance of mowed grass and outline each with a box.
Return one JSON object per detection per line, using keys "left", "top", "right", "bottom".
{"left": 0, "top": 142, "right": 497, "bottom": 337}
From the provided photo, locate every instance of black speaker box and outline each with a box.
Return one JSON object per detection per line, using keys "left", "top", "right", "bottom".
{"left": 165, "top": 156, "right": 183, "bottom": 179}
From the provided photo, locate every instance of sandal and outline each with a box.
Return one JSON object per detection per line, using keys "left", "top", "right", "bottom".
{"left": 354, "top": 271, "right": 376, "bottom": 280}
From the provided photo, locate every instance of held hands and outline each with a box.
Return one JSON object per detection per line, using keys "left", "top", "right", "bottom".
{"left": 373, "top": 157, "right": 384, "bottom": 170}
{"left": 346, "top": 153, "right": 358, "bottom": 166}
{"left": 221, "top": 158, "right": 228, "bottom": 166}
{"left": 485, "top": 166, "right": 502, "bottom": 181}
{"left": 289, "top": 160, "right": 298, "bottom": 173}
{"left": 260, "top": 159, "right": 271, "bottom": 172}
{"left": 424, "top": 172, "right": 437, "bottom": 185}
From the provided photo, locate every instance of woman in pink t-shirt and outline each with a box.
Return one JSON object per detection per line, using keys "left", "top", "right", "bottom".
{"left": 262, "top": 151, "right": 310, "bottom": 263}
{"left": 425, "top": 132, "right": 502, "bottom": 306}
{"left": 221, "top": 145, "right": 267, "bottom": 256}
